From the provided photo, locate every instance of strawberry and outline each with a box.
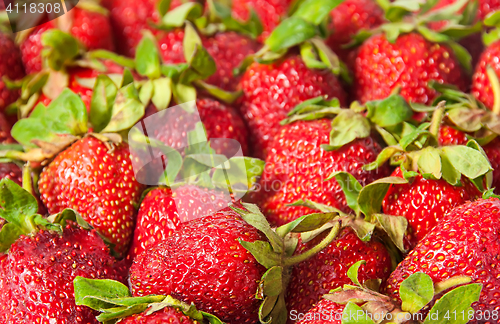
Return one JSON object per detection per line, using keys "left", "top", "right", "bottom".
{"left": 19, "top": 5, "right": 114, "bottom": 74}
{"left": 231, "top": 0, "right": 291, "bottom": 41}
{"left": 286, "top": 227, "right": 392, "bottom": 320}
{"left": 0, "top": 179, "right": 123, "bottom": 323}
{"left": 116, "top": 307, "right": 199, "bottom": 323}
{"left": 472, "top": 40, "right": 500, "bottom": 111}
{"left": 239, "top": 56, "right": 347, "bottom": 158}
{"left": 129, "top": 205, "right": 267, "bottom": 323}
{"left": 0, "top": 112, "right": 14, "bottom": 143}
{"left": 382, "top": 166, "right": 481, "bottom": 250}
{"left": 383, "top": 197, "right": 500, "bottom": 319}
{"left": 0, "top": 31, "right": 25, "bottom": 117}
{"left": 354, "top": 33, "right": 467, "bottom": 105}
{"left": 0, "top": 162, "right": 22, "bottom": 186}
{"left": 352, "top": 1, "right": 477, "bottom": 106}
{"left": 326, "top": 0, "right": 385, "bottom": 69}
{"left": 38, "top": 136, "right": 145, "bottom": 255}
{"left": 295, "top": 299, "right": 345, "bottom": 324}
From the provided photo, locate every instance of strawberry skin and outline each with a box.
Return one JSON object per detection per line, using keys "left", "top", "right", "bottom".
{"left": 129, "top": 206, "right": 266, "bottom": 324}
{"left": 0, "top": 226, "right": 122, "bottom": 323}
{"left": 354, "top": 33, "right": 467, "bottom": 105}
{"left": 326, "top": 0, "right": 385, "bottom": 69}
{"left": 231, "top": 0, "right": 292, "bottom": 41}
{"left": 38, "top": 137, "right": 146, "bottom": 255}
{"left": 384, "top": 198, "right": 500, "bottom": 319}
{"left": 0, "top": 32, "right": 24, "bottom": 115}
{"left": 157, "top": 31, "right": 260, "bottom": 92}
{"left": 258, "top": 119, "right": 388, "bottom": 226}
{"left": 0, "top": 163, "right": 22, "bottom": 187}
{"left": 117, "top": 307, "right": 198, "bottom": 323}
{"left": 296, "top": 299, "right": 345, "bottom": 324}
{"left": 239, "top": 55, "right": 347, "bottom": 158}
{"left": 287, "top": 228, "right": 392, "bottom": 320}
{"left": 472, "top": 40, "right": 500, "bottom": 111}
{"left": 382, "top": 167, "right": 480, "bottom": 250}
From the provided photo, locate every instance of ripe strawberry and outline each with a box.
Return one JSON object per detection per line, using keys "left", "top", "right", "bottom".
{"left": 383, "top": 198, "right": 500, "bottom": 319}
{"left": 0, "top": 112, "right": 14, "bottom": 143}
{"left": 258, "top": 119, "right": 387, "bottom": 226}
{"left": 145, "top": 97, "right": 250, "bottom": 156}
{"left": 129, "top": 206, "right": 266, "bottom": 323}
{"left": 0, "top": 162, "right": 22, "bottom": 186}
{"left": 116, "top": 307, "right": 198, "bottom": 323}
{"left": 231, "top": 0, "right": 291, "bottom": 41}
{"left": 0, "top": 32, "right": 24, "bottom": 117}
{"left": 326, "top": 0, "right": 385, "bottom": 69}
{"left": 472, "top": 40, "right": 500, "bottom": 110}
{"left": 38, "top": 136, "right": 146, "bottom": 255}
{"left": 354, "top": 32, "right": 467, "bottom": 105}
{"left": 382, "top": 167, "right": 481, "bottom": 250}
{"left": 295, "top": 299, "right": 345, "bottom": 324}
{"left": 157, "top": 30, "right": 260, "bottom": 92}
{"left": 239, "top": 55, "right": 347, "bottom": 158}
{"left": 19, "top": 6, "right": 114, "bottom": 74}
{"left": 286, "top": 227, "right": 392, "bottom": 319}
{"left": 2, "top": 225, "right": 122, "bottom": 323}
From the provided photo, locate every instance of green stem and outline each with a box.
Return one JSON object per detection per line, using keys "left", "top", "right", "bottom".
{"left": 429, "top": 101, "right": 446, "bottom": 138}
{"left": 487, "top": 65, "right": 500, "bottom": 115}
{"left": 22, "top": 163, "right": 33, "bottom": 195}
{"left": 283, "top": 221, "right": 341, "bottom": 267}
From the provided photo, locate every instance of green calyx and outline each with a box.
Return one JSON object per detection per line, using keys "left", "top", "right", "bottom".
{"left": 3, "top": 71, "right": 145, "bottom": 163}
{"left": 234, "top": 0, "right": 348, "bottom": 77}
{"left": 231, "top": 202, "right": 343, "bottom": 324}
{"left": 324, "top": 263, "right": 482, "bottom": 324}
{"left": 350, "top": 0, "right": 481, "bottom": 74}
{"left": 0, "top": 178, "right": 91, "bottom": 252}
{"left": 483, "top": 10, "right": 500, "bottom": 46}
{"left": 73, "top": 276, "right": 225, "bottom": 323}
{"left": 281, "top": 94, "right": 413, "bottom": 151}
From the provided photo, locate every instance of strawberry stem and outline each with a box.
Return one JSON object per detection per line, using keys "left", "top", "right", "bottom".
{"left": 487, "top": 65, "right": 500, "bottom": 115}
{"left": 283, "top": 221, "right": 341, "bottom": 267}
{"left": 21, "top": 163, "right": 33, "bottom": 195}
{"left": 429, "top": 101, "right": 446, "bottom": 138}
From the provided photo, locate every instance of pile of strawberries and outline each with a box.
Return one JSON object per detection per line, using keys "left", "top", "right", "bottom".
{"left": 2, "top": 0, "right": 500, "bottom": 323}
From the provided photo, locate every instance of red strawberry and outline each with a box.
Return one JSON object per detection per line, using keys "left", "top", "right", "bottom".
{"left": 129, "top": 206, "right": 266, "bottom": 323}
{"left": 286, "top": 228, "right": 392, "bottom": 320}
{"left": 438, "top": 124, "right": 469, "bottom": 146}
{"left": 116, "top": 307, "right": 198, "bottom": 323}
{"left": 0, "top": 162, "right": 22, "bottom": 186}
{"left": 383, "top": 198, "right": 500, "bottom": 319}
{"left": 157, "top": 30, "right": 260, "bottom": 92}
{"left": 472, "top": 40, "right": 500, "bottom": 111}
{"left": 0, "top": 112, "right": 14, "bottom": 143}
{"left": 326, "top": 0, "right": 385, "bottom": 69}
{"left": 38, "top": 136, "right": 146, "bottom": 255}
{"left": 354, "top": 32, "right": 467, "bottom": 105}
{"left": 231, "top": 0, "right": 291, "bottom": 41}
{"left": 0, "top": 32, "right": 25, "bottom": 117}
{"left": 239, "top": 55, "right": 347, "bottom": 158}
{"left": 382, "top": 167, "right": 481, "bottom": 250}
{"left": 295, "top": 299, "right": 345, "bottom": 324}
{"left": 1, "top": 225, "right": 122, "bottom": 323}
{"left": 19, "top": 6, "right": 114, "bottom": 74}
{"left": 258, "top": 119, "right": 388, "bottom": 226}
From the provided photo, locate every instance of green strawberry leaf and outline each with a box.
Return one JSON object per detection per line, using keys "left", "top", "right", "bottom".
{"left": 48, "top": 208, "right": 93, "bottom": 230}
{"left": 100, "top": 83, "right": 146, "bottom": 133}
{"left": 322, "top": 110, "right": 371, "bottom": 151}
{"left": 483, "top": 28, "right": 500, "bottom": 47}
{"left": 347, "top": 260, "right": 366, "bottom": 287}
{"left": 151, "top": 77, "right": 173, "bottom": 110}
{"left": 287, "top": 199, "right": 341, "bottom": 213}
{"left": 135, "top": 32, "right": 162, "bottom": 79}
{"left": 381, "top": 22, "right": 415, "bottom": 43}
{"left": 212, "top": 157, "right": 265, "bottom": 191}
{"left": 238, "top": 239, "right": 281, "bottom": 269}
{"left": 292, "top": 0, "right": 346, "bottom": 25}
{"left": 375, "top": 213, "right": 408, "bottom": 252}
{"left": 384, "top": 0, "right": 421, "bottom": 22}
{"left": 342, "top": 302, "right": 376, "bottom": 324}
{"left": 173, "top": 83, "right": 197, "bottom": 104}
{"left": 12, "top": 89, "right": 88, "bottom": 148}
{"left": 434, "top": 276, "right": 472, "bottom": 295}
{"left": 161, "top": 2, "right": 204, "bottom": 28}
{"left": 261, "top": 266, "right": 283, "bottom": 297}
{"left": 424, "top": 284, "right": 482, "bottom": 324}
{"left": 275, "top": 212, "right": 337, "bottom": 237}
{"left": 441, "top": 145, "right": 492, "bottom": 180}
{"left": 194, "top": 81, "right": 242, "bottom": 104}
{"left": 400, "top": 272, "right": 434, "bottom": 313}
{"left": 446, "top": 108, "right": 484, "bottom": 132}
{"left": 41, "top": 30, "right": 81, "bottom": 71}
{"left": 326, "top": 171, "right": 362, "bottom": 215}
{"left": 365, "top": 94, "right": 413, "bottom": 127}
{"left": 265, "top": 17, "right": 317, "bottom": 53}
{"left": 417, "top": 147, "right": 442, "bottom": 180}
{"left": 440, "top": 150, "right": 462, "bottom": 186}
{"left": 74, "top": 277, "right": 133, "bottom": 310}
{"left": 87, "top": 50, "right": 136, "bottom": 69}
{"left": 181, "top": 45, "right": 217, "bottom": 83}
{"left": 207, "top": 0, "right": 263, "bottom": 39}
{"left": 0, "top": 223, "right": 24, "bottom": 252}
{"left": 90, "top": 75, "right": 118, "bottom": 133}
{"left": 157, "top": 0, "right": 172, "bottom": 17}
{"left": 417, "top": 26, "right": 450, "bottom": 43}
{"left": 162, "top": 64, "right": 190, "bottom": 78}
{"left": 139, "top": 80, "right": 154, "bottom": 105}
{"left": 358, "top": 177, "right": 408, "bottom": 219}
{"left": 363, "top": 146, "right": 403, "bottom": 171}
{"left": 183, "top": 22, "right": 203, "bottom": 63}
{"left": 300, "top": 42, "right": 330, "bottom": 70}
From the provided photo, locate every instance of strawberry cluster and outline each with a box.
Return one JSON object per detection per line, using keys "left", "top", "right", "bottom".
{"left": 1, "top": 0, "right": 500, "bottom": 323}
